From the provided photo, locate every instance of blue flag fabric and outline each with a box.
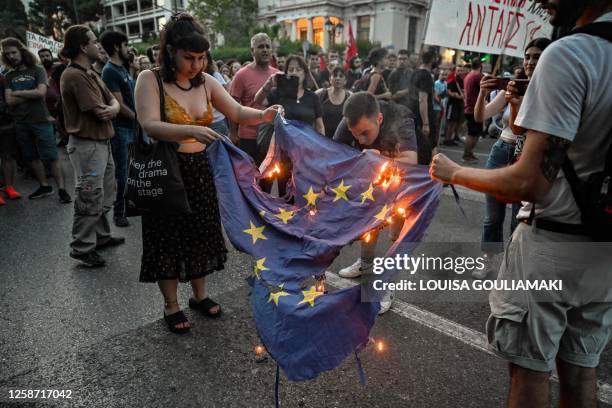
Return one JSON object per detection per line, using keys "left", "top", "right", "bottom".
{"left": 207, "top": 116, "right": 442, "bottom": 381}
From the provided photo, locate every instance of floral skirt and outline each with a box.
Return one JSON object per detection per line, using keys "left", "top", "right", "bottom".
{"left": 139, "top": 150, "right": 228, "bottom": 282}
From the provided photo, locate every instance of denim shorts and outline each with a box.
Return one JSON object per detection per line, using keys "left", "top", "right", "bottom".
{"left": 15, "top": 122, "right": 58, "bottom": 162}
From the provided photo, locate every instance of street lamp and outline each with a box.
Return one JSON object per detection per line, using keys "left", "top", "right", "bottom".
{"left": 324, "top": 19, "right": 332, "bottom": 33}
{"left": 325, "top": 18, "right": 344, "bottom": 47}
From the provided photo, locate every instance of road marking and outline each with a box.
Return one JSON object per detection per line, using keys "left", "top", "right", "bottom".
{"left": 325, "top": 272, "right": 612, "bottom": 405}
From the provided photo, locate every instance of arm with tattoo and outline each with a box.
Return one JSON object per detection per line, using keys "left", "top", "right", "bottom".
{"left": 540, "top": 135, "right": 571, "bottom": 183}
{"left": 430, "top": 131, "right": 571, "bottom": 203}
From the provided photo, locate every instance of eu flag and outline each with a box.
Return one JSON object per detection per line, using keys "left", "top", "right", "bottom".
{"left": 207, "top": 115, "right": 441, "bottom": 381}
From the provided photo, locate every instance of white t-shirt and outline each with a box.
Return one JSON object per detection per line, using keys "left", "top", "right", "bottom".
{"left": 515, "top": 12, "right": 612, "bottom": 224}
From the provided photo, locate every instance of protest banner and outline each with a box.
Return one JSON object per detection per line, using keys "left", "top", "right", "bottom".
{"left": 424, "top": 0, "right": 553, "bottom": 58}
{"left": 26, "top": 31, "right": 63, "bottom": 56}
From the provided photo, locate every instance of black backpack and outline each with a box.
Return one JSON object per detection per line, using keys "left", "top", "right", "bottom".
{"left": 561, "top": 22, "right": 612, "bottom": 241}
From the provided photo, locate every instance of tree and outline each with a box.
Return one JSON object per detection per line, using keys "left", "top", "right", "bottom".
{"left": 28, "top": 0, "right": 102, "bottom": 40}
{"left": 188, "top": 0, "right": 258, "bottom": 47}
{"left": 0, "top": 0, "right": 28, "bottom": 42}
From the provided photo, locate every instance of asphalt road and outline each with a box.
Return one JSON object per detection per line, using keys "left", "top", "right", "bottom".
{"left": 1, "top": 137, "right": 611, "bottom": 407}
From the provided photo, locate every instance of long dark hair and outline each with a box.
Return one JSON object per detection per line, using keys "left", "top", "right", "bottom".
{"left": 525, "top": 37, "right": 552, "bottom": 53}
{"left": 367, "top": 48, "right": 388, "bottom": 68}
{"left": 158, "top": 13, "right": 210, "bottom": 86}
{"left": 1, "top": 37, "right": 38, "bottom": 68}
{"left": 61, "top": 25, "right": 92, "bottom": 60}
{"left": 284, "top": 54, "right": 312, "bottom": 89}
{"left": 204, "top": 50, "right": 215, "bottom": 76}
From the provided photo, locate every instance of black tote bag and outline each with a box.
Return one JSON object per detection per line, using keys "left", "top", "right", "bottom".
{"left": 125, "top": 70, "right": 192, "bottom": 217}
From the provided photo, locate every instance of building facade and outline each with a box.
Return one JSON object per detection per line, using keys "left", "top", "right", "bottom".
{"left": 101, "top": 0, "right": 186, "bottom": 42}
{"left": 258, "top": 0, "right": 429, "bottom": 53}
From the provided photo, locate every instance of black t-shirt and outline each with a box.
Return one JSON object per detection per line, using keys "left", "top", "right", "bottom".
{"left": 409, "top": 68, "right": 435, "bottom": 126}
{"left": 319, "top": 89, "right": 349, "bottom": 139}
{"left": 346, "top": 69, "right": 362, "bottom": 90}
{"left": 268, "top": 88, "right": 322, "bottom": 126}
{"left": 332, "top": 101, "right": 417, "bottom": 156}
{"left": 383, "top": 68, "right": 392, "bottom": 84}
{"left": 388, "top": 67, "right": 413, "bottom": 107}
{"left": 0, "top": 74, "right": 13, "bottom": 126}
{"left": 447, "top": 79, "right": 464, "bottom": 107}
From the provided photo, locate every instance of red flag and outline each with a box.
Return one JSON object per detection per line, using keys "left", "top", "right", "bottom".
{"left": 344, "top": 22, "right": 357, "bottom": 71}
{"left": 319, "top": 54, "right": 326, "bottom": 72}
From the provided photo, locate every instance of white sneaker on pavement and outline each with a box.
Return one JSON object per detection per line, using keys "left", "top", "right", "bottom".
{"left": 338, "top": 258, "right": 369, "bottom": 278}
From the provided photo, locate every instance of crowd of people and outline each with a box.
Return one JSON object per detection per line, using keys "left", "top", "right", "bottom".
{"left": 1, "top": 0, "right": 611, "bottom": 406}
{"left": 0, "top": 20, "right": 513, "bottom": 210}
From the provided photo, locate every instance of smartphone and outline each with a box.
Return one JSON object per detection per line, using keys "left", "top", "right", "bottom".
{"left": 513, "top": 79, "right": 530, "bottom": 96}
{"left": 487, "top": 76, "right": 511, "bottom": 90}
{"left": 277, "top": 75, "right": 299, "bottom": 100}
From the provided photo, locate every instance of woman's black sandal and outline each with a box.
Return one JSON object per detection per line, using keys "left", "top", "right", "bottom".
{"left": 163, "top": 310, "right": 191, "bottom": 334}
{"left": 189, "top": 297, "right": 222, "bottom": 318}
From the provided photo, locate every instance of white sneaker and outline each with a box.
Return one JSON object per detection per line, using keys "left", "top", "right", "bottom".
{"left": 338, "top": 258, "right": 366, "bottom": 278}
{"left": 378, "top": 292, "right": 394, "bottom": 315}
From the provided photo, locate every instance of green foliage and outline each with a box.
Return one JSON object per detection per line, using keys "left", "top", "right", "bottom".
{"left": 210, "top": 46, "right": 252, "bottom": 63}
{"left": 328, "top": 42, "right": 346, "bottom": 53}
{"left": 0, "top": 0, "right": 28, "bottom": 42}
{"left": 188, "top": 0, "right": 258, "bottom": 47}
{"left": 28, "top": 0, "right": 102, "bottom": 40}
{"left": 247, "top": 23, "right": 281, "bottom": 44}
{"left": 132, "top": 38, "right": 160, "bottom": 56}
{"left": 277, "top": 39, "right": 321, "bottom": 57}
{"left": 357, "top": 39, "right": 381, "bottom": 59}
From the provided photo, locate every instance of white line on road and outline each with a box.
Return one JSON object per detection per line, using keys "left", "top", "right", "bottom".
{"left": 325, "top": 272, "right": 612, "bottom": 405}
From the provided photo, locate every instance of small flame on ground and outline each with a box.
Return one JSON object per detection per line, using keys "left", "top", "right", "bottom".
{"left": 255, "top": 345, "right": 265, "bottom": 355}
{"left": 363, "top": 232, "right": 372, "bottom": 243}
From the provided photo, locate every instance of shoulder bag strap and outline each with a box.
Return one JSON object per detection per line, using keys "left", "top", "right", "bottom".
{"left": 558, "top": 21, "right": 612, "bottom": 216}
{"left": 152, "top": 68, "right": 166, "bottom": 122}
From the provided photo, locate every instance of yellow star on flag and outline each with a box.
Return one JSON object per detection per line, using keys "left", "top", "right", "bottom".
{"left": 303, "top": 186, "right": 321, "bottom": 206}
{"left": 298, "top": 285, "right": 324, "bottom": 307}
{"left": 373, "top": 204, "right": 392, "bottom": 223}
{"left": 360, "top": 183, "right": 375, "bottom": 204}
{"left": 243, "top": 221, "right": 267, "bottom": 244}
{"left": 275, "top": 207, "right": 295, "bottom": 224}
{"left": 253, "top": 258, "right": 269, "bottom": 279}
{"left": 259, "top": 210, "right": 266, "bottom": 219}
{"left": 268, "top": 288, "right": 290, "bottom": 306}
{"left": 331, "top": 179, "right": 351, "bottom": 202}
